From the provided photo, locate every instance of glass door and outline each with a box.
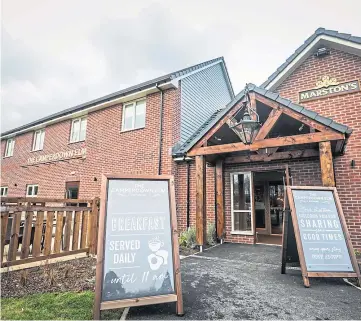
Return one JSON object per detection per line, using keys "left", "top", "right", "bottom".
{"left": 230, "top": 172, "right": 254, "bottom": 235}
{"left": 269, "top": 181, "right": 284, "bottom": 234}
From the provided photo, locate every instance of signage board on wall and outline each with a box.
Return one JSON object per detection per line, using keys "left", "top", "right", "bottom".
{"left": 298, "top": 77, "right": 360, "bottom": 103}
{"left": 93, "top": 174, "right": 183, "bottom": 319}
{"left": 281, "top": 186, "right": 361, "bottom": 287}
{"left": 27, "top": 148, "right": 86, "bottom": 165}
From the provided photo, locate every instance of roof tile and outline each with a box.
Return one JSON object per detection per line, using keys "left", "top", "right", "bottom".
{"left": 2, "top": 57, "right": 232, "bottom": 137}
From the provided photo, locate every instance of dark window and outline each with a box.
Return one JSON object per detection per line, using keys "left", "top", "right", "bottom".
{"left": 65, "top": 182, "right": 80, "bottom": 206}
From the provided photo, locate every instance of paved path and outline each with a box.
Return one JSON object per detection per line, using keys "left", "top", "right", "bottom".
{"left": 127, "top": 243, "right": 361, "bottom": 320}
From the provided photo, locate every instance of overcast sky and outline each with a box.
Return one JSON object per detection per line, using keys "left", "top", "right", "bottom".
{"left": 1, "top": 0, "right": 360, "bottom": 133}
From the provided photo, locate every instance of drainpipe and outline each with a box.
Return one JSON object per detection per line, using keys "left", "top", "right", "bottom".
{"left": 186, "top": 161, "right": 190, "bottom": 228}
{"left": 156, "top": 84, "right": 164, "bottom": 175}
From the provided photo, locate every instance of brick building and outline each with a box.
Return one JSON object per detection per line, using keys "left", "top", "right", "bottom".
{"left": 1, "top": 28, "right": 361, "bottom": 250}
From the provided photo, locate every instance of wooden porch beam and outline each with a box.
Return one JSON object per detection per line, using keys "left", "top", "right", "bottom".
{"left": 254, "top": 93, "right": 338, "bottom": 133}
{"left": 224, "top": 149, "right": 319, "bottom": 164}
{"left": 195, "top": 156, "right": 206, "bottom": 246}
{"left": 193, "top": 100, "right": 246, "bottom": 149}
{"left": 215, "top": 160, "right": 225, "bottom": 240}
{"left": 255, "top": 108, "right": 283, "bottom": 141}
{"left": 188, "top": 131, "right": 344, "bottom": 156}
{"left": 319, "top": 141, "right": 335, "bottom": 187}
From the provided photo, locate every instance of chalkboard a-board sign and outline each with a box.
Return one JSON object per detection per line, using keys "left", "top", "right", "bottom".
{"left": 283, "top": 186, "right": 361, "bottom": 287}
{"left": 93, "top": 174, "right": 183, "bottom": 319}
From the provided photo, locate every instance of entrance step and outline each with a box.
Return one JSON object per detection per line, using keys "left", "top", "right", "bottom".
{"left": 256, "top": 234, "right": 282, "bottom": 245}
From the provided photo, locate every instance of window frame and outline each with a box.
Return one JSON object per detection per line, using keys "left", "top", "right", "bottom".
{"left": 70, "top": 116, "right": 87, "bottom": 143}
{"left": 32, "top": 129, "right": 45, "bottom": 151}
{"left": 4, "top": 138, "right": 15, "bottom": 157}
{"left": 1, "top": 186, "right": 8, "bottom": 197}
{"left": 26, "top": 184, "right": 39, "bottom": 197}
{"left": 230, "top": 171, "right": 254, "bottom": 235}
{"left": 121, "top": 99, "right": 146, "bottom": 132}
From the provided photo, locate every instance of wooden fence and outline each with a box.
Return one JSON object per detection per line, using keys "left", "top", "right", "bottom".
{"left": 0, "top": 197, "right": 99, "bottom": 268}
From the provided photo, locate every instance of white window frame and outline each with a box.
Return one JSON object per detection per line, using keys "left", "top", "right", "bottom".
{"left": 26, "top": 184, "right": 39, "bottom": 197}
{"left": 230, "top": 171, "right": 254, "bottom": 235}
{"left": 121, "top": 99, "right": 146, "bottom": 132}
{"left": 1, "top": 186, "right": 8, "bottom": 197}
{"left": 4, "top": 138, "right": 15, "bottom": 157}
{"left": 70, "top": 116, "right": 87, "bottom": 143}
{"left": 32, "top": 129, "right": 45, "bottom": 151}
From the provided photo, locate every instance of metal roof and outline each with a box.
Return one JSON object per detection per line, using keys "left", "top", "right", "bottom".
{"left": 261, "top": 28, "right": 361, "bottom": 89}
{"left": 173, "top": 84, "right": 352, "bottom": 156}
{"left": 2, "top": 57, "right": 233, "bottom": 137}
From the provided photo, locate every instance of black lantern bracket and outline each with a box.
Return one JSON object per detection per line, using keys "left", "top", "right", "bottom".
{"left": 227, "top": 84, "right": 260, "bottom": 144}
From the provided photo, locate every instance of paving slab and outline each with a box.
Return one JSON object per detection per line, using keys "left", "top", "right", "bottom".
{"left": 127, "top": 243, "right": 361, "bottom": 320}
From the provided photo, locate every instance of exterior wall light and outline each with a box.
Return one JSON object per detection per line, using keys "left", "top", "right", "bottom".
{"left": 228, "top": 84, "right": 260, "bottom": 145}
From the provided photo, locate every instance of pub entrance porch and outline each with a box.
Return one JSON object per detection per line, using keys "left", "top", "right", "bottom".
{"left": 183, "top": 85, "right": 350, "bottom": 249}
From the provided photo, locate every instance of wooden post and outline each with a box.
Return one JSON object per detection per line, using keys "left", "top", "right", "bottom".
{"left": 319, "top": 141, "right": 335, "bottom": 187}
{"left": 281, "top": 165, "right": 290, "bottom": 274}
{"left": 196, "top": 156, "right": 206, "bottom": 247}
{"left": 1, "top": 213, "right": 9, "bottom": 264}
{"left": 216, "top": 160, "right": 224, "bottom": 241}
{"left": 90, "top": 197, "right": 100, "bottom": 255}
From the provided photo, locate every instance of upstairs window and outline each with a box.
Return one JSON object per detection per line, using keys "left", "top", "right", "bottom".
{"left": 26, "top": 184, "right": 38, "bottom": 197}
{"left": 1, "top": 186, "right": 8, "bottom": 197}
{"left": 4, "top": 138, "right": 15, "bottom": 157}
{"left": 32, "top": 129, "right": 45, "bottom": 151}
{"left": 70, "top": 117, "right": 87, "bottom": 143}
{"left": 122, "top": 100, "right": 146, "bottom": 131}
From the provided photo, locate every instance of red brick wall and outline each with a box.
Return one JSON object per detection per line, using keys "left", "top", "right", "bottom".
{"left": 174, "top": 161, "right": 216, "bottom": 233}
{"left": 275, "top": 48, "right": 361, "bottom": 250}
{"left": 1, "top": 88, "right": 180, "bottom": 199}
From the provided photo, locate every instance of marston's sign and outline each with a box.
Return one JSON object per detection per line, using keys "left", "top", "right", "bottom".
{"left": 27, "top": 148, "right": 86, "bottom": 165}
{"left": 299, "top": 77, "right": 360, "bottom": 102}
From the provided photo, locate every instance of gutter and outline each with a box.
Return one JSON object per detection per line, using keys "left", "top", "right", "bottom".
{"left": 1, "top": 81, "right": 174, "bottom": 139}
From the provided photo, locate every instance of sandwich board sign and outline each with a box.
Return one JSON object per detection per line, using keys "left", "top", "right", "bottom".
{"left": 93, "top": 174, "right": 183, "bottom": 319}
{"left": 282, "top": 186, "right": 361, "bottom": 287}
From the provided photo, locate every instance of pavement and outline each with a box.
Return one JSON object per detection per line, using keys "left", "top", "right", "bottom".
{"left": 127, "top": 243, "right": 361, "bottom": 320}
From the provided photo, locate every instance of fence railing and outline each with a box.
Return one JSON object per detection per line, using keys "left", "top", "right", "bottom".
{"left": 0, "top": 197, "right": 99, "bottom": 268}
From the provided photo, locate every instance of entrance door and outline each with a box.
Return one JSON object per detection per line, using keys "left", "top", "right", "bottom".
{"left": 230, "top": 172, "right": 254, "bottom": 235}
{"left": 65, "top": 181, "right": 79, "bottom": 199}
{"left": 253, "top": 170, "right": 287, "bottom": 245}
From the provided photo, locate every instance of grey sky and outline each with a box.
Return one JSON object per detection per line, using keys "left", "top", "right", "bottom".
{"left": 1, "top": 0, "right": 360, "bottom": 133}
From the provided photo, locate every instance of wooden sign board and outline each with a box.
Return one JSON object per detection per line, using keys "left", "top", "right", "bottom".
{"left": 93, "top": 174, "right": 183, "bottom": 319}
{"left": 282, "top": 186, "right": 361, "bottom": 287}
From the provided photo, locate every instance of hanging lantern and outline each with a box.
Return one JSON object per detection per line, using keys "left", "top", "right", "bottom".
{"left": 228, "top": 85, "right": 260, "bottom": 145}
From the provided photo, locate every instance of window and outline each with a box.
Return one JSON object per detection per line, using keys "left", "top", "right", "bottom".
{"left": 32, "top": 129, "right": 45, "bottom": 151}
{"left": 70, "top": 117, "right": 87, "bottom": 143}
{"left": 122, "top": 99, "right": 146, "bottom": 131}
{"left": 26, "top": 184, "right": 38, "bottom": 197}
{"left": 4, "top": 138, "right": 15, "bottom": 157}
{"left": 1, "top": 186, "right": 8, "bottom": 197}
{"left": 65, "top": 181, "right": 79, "bottom": 199}
{"left": 230, "top": 172, "right": 253, "bottom": 234}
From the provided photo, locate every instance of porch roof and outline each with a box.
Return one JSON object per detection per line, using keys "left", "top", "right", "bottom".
{"left": 173, "top": 84, "right": 352, "bottom": 157}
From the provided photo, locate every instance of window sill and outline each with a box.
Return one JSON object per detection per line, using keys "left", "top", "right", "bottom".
{"left": 30, "top": 149, "right": 44, "bottom": 153}
{"left": 120, "top": 126, "right": 145, "bottom": 133}
{"left": 68, "top": 140, "right": 85, "bottom": 145}
{"left": 231, "top": 231, "right": 254, "bottom": 236}
{"left": 2, "top": 155, "right": 13, "bottom": 159}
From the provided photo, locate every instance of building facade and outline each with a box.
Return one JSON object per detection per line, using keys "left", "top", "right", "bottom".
{"left": 1, "top": 28, "right": 361, "bottom": 251}
{"left": 1, "top": 58, "right": 233, "bottom": 201}
{"left": 173, "top": 28, "right": 361, "bottom": 250}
